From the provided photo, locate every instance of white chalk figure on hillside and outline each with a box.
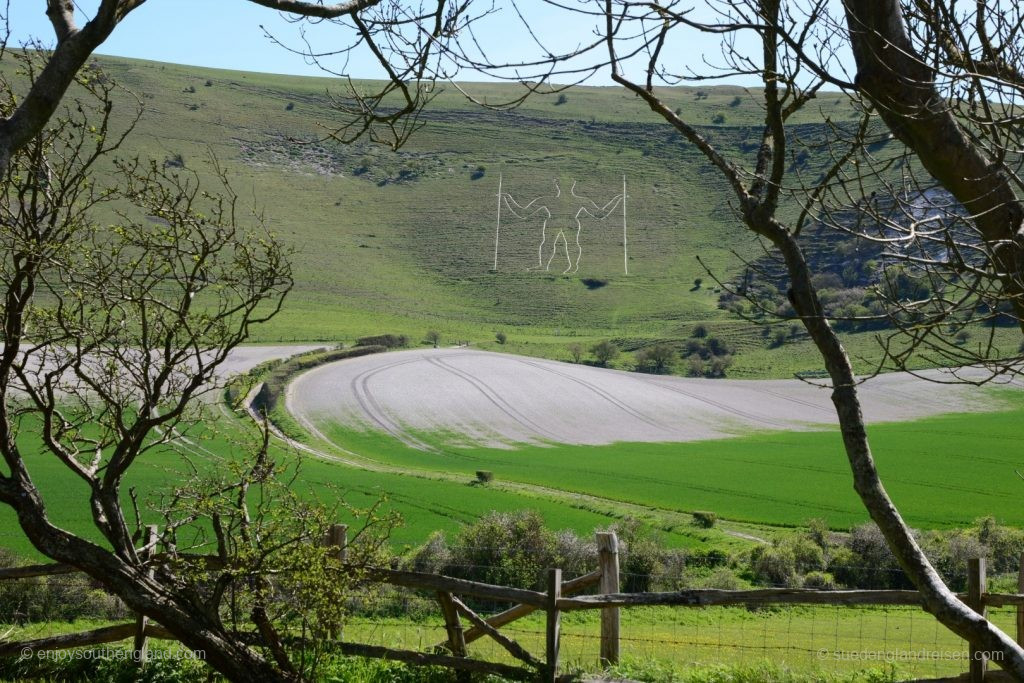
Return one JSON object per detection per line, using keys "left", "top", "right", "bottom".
{"left": 493, "top": 175, "right": 628, "bottom": 274}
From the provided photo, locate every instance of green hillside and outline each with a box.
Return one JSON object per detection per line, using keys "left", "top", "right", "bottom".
{"left": 78, "top": 55, "right": 881, "bottom": 376}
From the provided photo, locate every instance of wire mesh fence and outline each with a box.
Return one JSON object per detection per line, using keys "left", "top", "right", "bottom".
{"left": 0, "top": 546, "right": 1018, "bottom": 681}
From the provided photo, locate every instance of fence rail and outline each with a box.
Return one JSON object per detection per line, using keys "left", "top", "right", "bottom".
{"left": 2, "top": 529, "right": 1023, "bottom": 682}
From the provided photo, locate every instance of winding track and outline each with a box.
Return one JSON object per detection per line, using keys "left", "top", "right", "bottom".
{"left": 287, "top": 348, "right": 1018, "bottom": 448}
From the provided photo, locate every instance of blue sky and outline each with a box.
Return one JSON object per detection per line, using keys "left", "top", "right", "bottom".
{"left": 7, "top": 2, "right": 841, "bottom": 87}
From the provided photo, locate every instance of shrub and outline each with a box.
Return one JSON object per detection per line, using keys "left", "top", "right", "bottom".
{"left": 691, "top": 510, "right": 718, "bottom": 528}
{"left": 802, "top": 571, "right": 837, "bottom": 590}
{"left": 692, "top": 324, "right": 708, "bottom": 338}
{"left": 407, "top": 531, "right": 451, "bottom": 575}
{"left": 787, "top": 537, "right": 826, "bottom": 573}
{"left": 750, "top": 544, "right": 797, "bottom": 586}
{"left": 693, "top": 277, "right": 703, "bottom": 289}
{"left": 356, "top": 334, "right": 408, "bottom": 348}
{"left": 475, "top": 470, "right": 494, "bottom": 484}
{"left": 613, "top": 519, "right": 661, "bottom": 592}
{"left": 470, "top": 165, "right": 485, "bottom": 180}
{"left": 729, "top": 95, "right": 742, "bottom": 107}
{"left": 285, "top": 101, "right": 295, "bottom": 111}
{"left": 700, "top": 567, "right": 744, "bottom": 590}
{"left": 454, "top": 510, "right": 558, "bottom": 589}
{"left": 590, "top": 340, "right": 619, "bottom": 366}
{"left": 0, "top": 550, "right": 130, "bottom": 623}
{"left": 567, "top": 343, "right": 583, "bottom": 363}
{"left": 553, "top": 530, "right": 597, "bottom": 579}
{"left": 635, "top": 343, "right": 676, "bottom": 374}
{"left": 204, "top": 79, "right": 213, "bottom": 87}
{"left": 425, "top": 330, "right": 441, "bottom": 347}
{"left": 495, "top": 331, "right": 507, "bottom": 344}
{"left": 832, "top": 523, "right": 912, "bottom": 589}
{"left": 712, "top": 112, "right": 726, "bottom": 124}
{"left": 555, "top": 93, "right": 568, "bottom": 105}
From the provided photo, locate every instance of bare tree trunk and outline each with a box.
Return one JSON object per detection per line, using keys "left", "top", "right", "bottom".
{"left": 774, "top": 227, "right": 1024, "bottom": 679}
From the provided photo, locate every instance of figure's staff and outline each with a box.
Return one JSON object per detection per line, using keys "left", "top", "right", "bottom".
{"left": 622, "top": 175, "right": 629, "bottom": 275}
{"left": 493, "top": 174, "right": 503, "bottom": 272}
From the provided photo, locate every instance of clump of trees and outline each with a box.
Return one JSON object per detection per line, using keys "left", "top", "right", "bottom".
{"left": 683, "top": 335, "right": 735, "bottom": 378}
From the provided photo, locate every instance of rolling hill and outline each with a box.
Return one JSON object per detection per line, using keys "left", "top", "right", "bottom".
{"left": 67, "top": 54, "right": 904, "bottom": 378}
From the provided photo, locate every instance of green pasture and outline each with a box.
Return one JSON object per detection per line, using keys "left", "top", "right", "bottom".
{"left": 307, "top": 391, "right": 1024, "bottom": 532}
{"left": 0, "top": 408, "right": 723, "bottom": 560}
{"left": 3, "top": 601, "right": 994, "bottom": 681}
{"left": 319, "top": 603, "right": 998, "bottom": 681}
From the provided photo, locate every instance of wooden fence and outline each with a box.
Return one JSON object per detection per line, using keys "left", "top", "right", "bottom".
{"left": 3, "top": 528, "right": 1024, "bottom": 682}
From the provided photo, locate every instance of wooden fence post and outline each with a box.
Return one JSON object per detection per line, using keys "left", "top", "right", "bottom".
{"left": 325, "top": 524, "right": 348, "bottom": 641}
{"left": 134, "top": 525, "right": 158, "bottom": 666}
{"left": 545, "top": 568, "right": 562, "bottom": 683}
{"left": 1017, "top": 553, "right": 1024, "bottom": 647}
{"left": 596, "top": 531, "right": 620, "bottom": 667}
{"left": 968, "top": 557, "right": 988, "bottom": 683}
{"left": 327, "top": 524, "right": 348, "bottom": 563}
{"left": 437, "top": 592, "right": 470, "bottom": 682}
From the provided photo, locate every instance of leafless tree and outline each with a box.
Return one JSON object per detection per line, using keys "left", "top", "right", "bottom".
{"left": 1, "top": 0, "right": 479, "bottom": 169}
{"left": 442, "top": 0, "right": 1024, "bottom": 675}
{"left": 0, "top": 50, "right": 383, "bottom": 681}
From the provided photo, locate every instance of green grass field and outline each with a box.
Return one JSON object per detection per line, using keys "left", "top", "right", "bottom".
{"left": 7, "top": 602, "right": 999, "bottom": 682}
{"left": 0, "top": 406, "right": 742, "bottom": 560}
{"left": 302, "top": 390, "right": 1024, "bottom": 532}
{"left": 7, "top": 387, "right": 1019, "bottom": 560}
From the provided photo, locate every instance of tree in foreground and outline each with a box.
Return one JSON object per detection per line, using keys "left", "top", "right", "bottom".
{"left": 447, "top": 0, "right": 1024, "bottom": 674}
{"left": 0, "top": 52, "right": 406, "bottom": 681}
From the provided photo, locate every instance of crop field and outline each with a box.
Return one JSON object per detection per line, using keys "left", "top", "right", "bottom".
{"left": 4, "top": 342, "right": 1022, "bottom": 560}
{"left": 288, "top": 347, "right": 1016, "bottom": 447}
{"left": 290, "top": 380, "right": 1024, "bottom": 531}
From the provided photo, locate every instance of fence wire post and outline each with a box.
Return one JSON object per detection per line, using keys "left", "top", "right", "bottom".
{"left": 133, "top": 525, "right": 158, "bottom": 666}
{"left": 545, "top": 568, "right": 562, "bottom": 683}
{"left": 325, "top": 524, "right": 348, "bottom": 641}
{"left": 1017, "top": 553, "right": 1024, "bottom": 648}
{"left": 968, "top": 557, "right": 987, "bottom": 683}
{"left": 596, "top": 531, "right": 620, "bottom": 667}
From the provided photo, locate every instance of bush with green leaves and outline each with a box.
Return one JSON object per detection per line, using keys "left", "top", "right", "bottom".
{"left": 691, "top": 511, "right": 717, "bottom": 528}
{"left": 590, "top": 340, "right": 620, "bottom": 366}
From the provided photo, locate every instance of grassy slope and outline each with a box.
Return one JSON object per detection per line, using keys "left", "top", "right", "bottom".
{"left": 76, "top": 55, "right": 901, "bottom": 378}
